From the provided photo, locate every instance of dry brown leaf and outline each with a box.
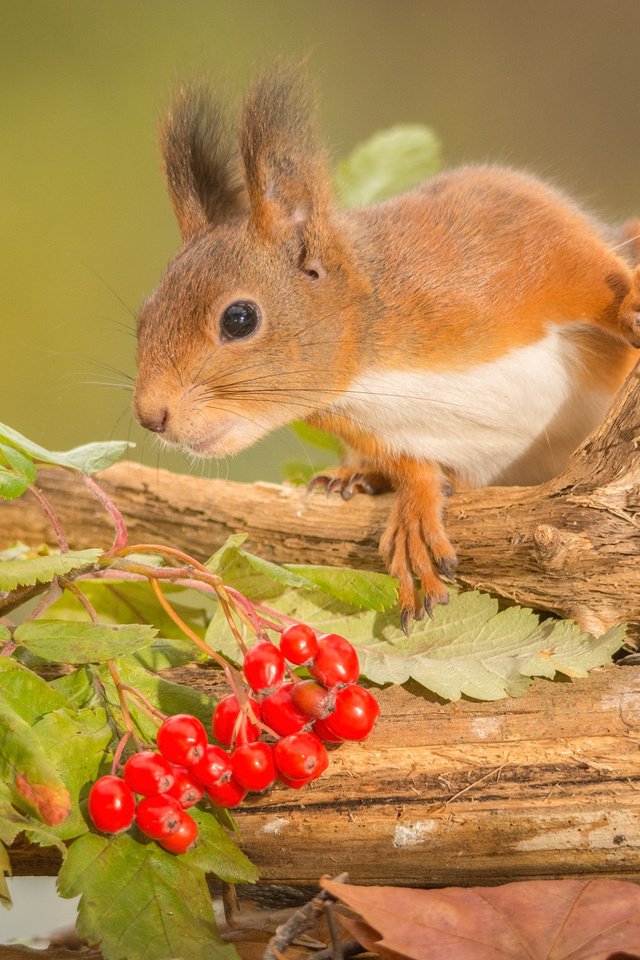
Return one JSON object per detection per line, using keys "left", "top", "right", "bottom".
{"left": 322, "top": 877, "right": 640, "bottom": 960}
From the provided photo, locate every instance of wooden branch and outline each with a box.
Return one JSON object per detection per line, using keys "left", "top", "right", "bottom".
{"left": 1, "top": 365, "right": 638, "bottom": 635}
{"left": 9, "top": 664, "right": 640, "bottom": 886}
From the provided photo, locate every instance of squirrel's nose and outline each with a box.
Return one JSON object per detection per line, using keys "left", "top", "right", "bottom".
{"left": 137, "top": 406, "right": 169, "bottom": 434}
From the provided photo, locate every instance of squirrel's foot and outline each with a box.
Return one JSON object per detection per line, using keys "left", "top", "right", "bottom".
{"left": 379, "top": 461, "right": 457, "bottom": 630}
{"left": 308, "top": 467, "right": 392, "bottom": 500}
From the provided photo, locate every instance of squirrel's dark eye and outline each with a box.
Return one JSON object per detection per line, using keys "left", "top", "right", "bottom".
{"left": 220, "top": 300, "right": 261, "bottom": 341}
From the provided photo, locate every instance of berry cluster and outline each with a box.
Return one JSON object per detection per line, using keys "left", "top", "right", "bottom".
{"left": 88, "top": 624, "right": 379, "bottom": 854}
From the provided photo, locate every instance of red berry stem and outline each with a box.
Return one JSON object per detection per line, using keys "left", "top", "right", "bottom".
{"left": 149, "top": 578, "right": 232, "bottom": 670}
{"left": 110, "top": 731, "right": 132, "bottom": 775}
{"left": 107, "top": 659, "right": 143, "bottom": 752}
{"left": 119, "top": 684, "right": 168, "bottom": 723}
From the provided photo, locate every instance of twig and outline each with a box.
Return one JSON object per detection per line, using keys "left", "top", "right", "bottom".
{"left": 262, "top": 873, "right": 349, "bottom": 960}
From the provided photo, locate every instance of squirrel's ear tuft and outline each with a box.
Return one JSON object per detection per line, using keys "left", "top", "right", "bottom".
{"left": 160, "top": 84, "right": 245, "bottom": 241}
{"left": 240, "top": 65, "right": 331, "bottom": 240}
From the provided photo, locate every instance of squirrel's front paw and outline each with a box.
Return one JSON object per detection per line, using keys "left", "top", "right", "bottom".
{"left": 308, "top": 467, "right": 392, "bottom": 500}
{"left": 379, "top": 490, "right": 457, "bottom": 632}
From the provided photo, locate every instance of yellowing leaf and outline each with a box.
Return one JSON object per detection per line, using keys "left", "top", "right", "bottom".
{"left": 0, "top": 549, "right": 101, "bottom": 591}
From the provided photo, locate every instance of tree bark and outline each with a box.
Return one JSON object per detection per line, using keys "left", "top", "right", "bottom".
{"left": 1, "top": 365, "right": 638, "bottom": 636}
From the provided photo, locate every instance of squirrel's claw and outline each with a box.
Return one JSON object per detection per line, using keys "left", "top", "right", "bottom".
{"left": 308, "top": 468, "right": 392, "bottom": 499}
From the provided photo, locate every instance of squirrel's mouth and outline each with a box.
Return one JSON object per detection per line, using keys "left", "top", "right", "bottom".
{"left": 183, "top": 418, "right": 237, "bottom": 457}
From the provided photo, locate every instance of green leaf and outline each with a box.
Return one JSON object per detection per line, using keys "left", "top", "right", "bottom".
{"left": 14, "top": 620, "right": 158, "bottom": 664}
{"left": 281, "top": 458, "right": 320, "bottom": 485}
{"left": 97, "top": 660, "right": 217, "bottom": 742}
{"left": 0, "top": 549, "right": 101, "bottom": 591}
{"left": 30, "top": 707, "right": 112, "bottom": 840}
{"left": 289, "top": 420, "right": 343, "bottom": 454}
{"left": 185, "top": 808, "right": 259, "bottom": 883}
{"left": 49, "top": 579, "right": 211, "bottom": 668}
{"left": 0, "top": 421, "right": 132, "bottom": 474}
{"left": 0, "top": 443, "right": 36, "bottom": 482}
{"left": 206, "top": 582, "right": 625, "bottom": 701}
{"left": 0, "top": 626, "right": 10, "bottom": 644}
{"left": 0, "top": 699, "right": 71, "bottom": 824}
{"left": 0, "top": 658, "right": 68, "bottom": 724}
{"left": 284, "top": 564, "right": 398, "bottom": 612}
{"left": 58, "top": 832, "right": 238, "bottom": 960}
{"left": 0, "top": 468, "right": 29, "bottom": 500}
{"left": 335, "top": 124, "right": 442, "bottom": 208}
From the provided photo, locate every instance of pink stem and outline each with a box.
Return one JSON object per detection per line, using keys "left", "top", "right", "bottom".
{"left": 111, "top": 732, "right": 131, "bottom": 774}
{"left": 28, "top": 486, "right": 69, "bottom": 552}
{"left": 80, "top": 473, "right": 128, "bottom": 553}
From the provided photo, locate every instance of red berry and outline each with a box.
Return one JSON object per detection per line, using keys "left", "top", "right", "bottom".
{"left": 123, "top": 751, "right": 174, "bottom": 796}
{"left": 310, "top": 634, "right": 359, "bottom": 687}
{"left": 212, "top": 694, "right": 261, "bottom": 747}
{"left": 261, "top": 683, "right": 309, "bottom": 736}
{"left": 156, "top": 714, "right": 208, "bottom": 766}
{"left": 312, "top": 717, "right": 345, "bottom": 743}
{"left": 88, "top": 775, "right": 135, "bottom": 833}
{"left": 231, "top": 742, "right": 276, "bottom": 792}
{"left": 206, "top": 777, "right": 247, "bottom": 809}
{"left": 166, "top": 765, "right": 204, "bottom": 808}
{"left": 322, "top": 686, "right": 380, "bottom": 741}
{"left": 274, "top": 732, "right": 329, "bottom": 783}
{"left": 277, "top": 772, "right": 314, "bottom": 790}
{"left": 243, "top": 642, "right": 286, "bottom": 694}
{"left": 291, "top": 679, "right": 335, "bottom": 720}
{"left": 189, "top": 744, "right": 232, "bottom": 790}
{"left": 279, "top": 623, "right": 318, "bottom": 665}
{"left": 136, "top": 794, "right": 183, "bottom": 839}
{"left": 159, "top": 811, "right": 198, "bottom": 854}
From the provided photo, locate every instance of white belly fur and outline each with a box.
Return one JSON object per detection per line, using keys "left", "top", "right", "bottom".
{"left": 330, "top": 324, "right": 611, "bottom": 487}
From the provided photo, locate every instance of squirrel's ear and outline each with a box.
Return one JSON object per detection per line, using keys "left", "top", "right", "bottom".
{"left": 160, "top": 85, "right": 245, "bottom": 241}
{"left": 240, "top": 67, "right": 331, "bottom": 244}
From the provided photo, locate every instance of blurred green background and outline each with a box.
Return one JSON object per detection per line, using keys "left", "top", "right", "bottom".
{"left": 3, "top": 0, "right": 640, "bottom": 483}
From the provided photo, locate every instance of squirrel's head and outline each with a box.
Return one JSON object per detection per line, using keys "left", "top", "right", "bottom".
{"left": 133, "top": 68, "right": 368, "bottom": 458}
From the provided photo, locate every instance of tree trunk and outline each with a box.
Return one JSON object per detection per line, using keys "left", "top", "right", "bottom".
{"left": 2, "top": 365, "right": 639, "bottom": 637}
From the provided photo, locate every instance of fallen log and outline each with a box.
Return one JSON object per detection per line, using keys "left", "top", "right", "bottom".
{"left": 2, "top": 365, "right": 639, "bottom": 887}
{"left": 8, "top": 663, "right": 640, "bottom": 885}
{"left": 1, "top": 364, "right": 639, "bottom": 636}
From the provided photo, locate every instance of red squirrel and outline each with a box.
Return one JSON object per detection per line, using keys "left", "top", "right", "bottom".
{"left": 133, "top": 68, "right": 640, "bottom": 628}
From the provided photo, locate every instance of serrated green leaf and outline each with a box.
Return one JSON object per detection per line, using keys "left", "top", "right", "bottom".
{"left": 0, "top": 699, "right": 71, "bottom": 824}
{"left": 289, "top": 420, "right": 343, "bottom": 454}
{"left": 335, "top": 124, "right": 442, "bottom": 208}
{"left": 284, "top": 564, "right": 398, "bottom": 612}
{"left": 49, "top": 579, "right": 210, "bottom": 669}
{"left": 0, "top": 549, "right": 101, "bottom": 591}
{"left": 0, "top": 443, "right": 36, "bottom": 483}
{"left": 50, "top": 666, "right": 97, "bottom": 710}
{"left": 0, "top": 422, "right": 132, "bottom": 474}
{"left": 97, "top": 659, "right": 217, "bottom": 743}
{"left": 205, "top": 533, "right": 249, "bottom": 570}
{"left": 58, "top": 832, "right": 238, "bottom": 960}
{"left": 0, "top": 468, "right": 29, "bottom": 500}
{"left": 185, "top": 808, "right": 258, "bottom": 883}
{"left": 0, "top": 658, "right": 68, "bottom": 724}
{"left": 15, "top": 620, "right": 158, "bottom": 664}
{"left": 206, "top": 583, "right": 625, "bottom": 701}
{"left": 30, "top": 707, "right": 112, "bottom": 840}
